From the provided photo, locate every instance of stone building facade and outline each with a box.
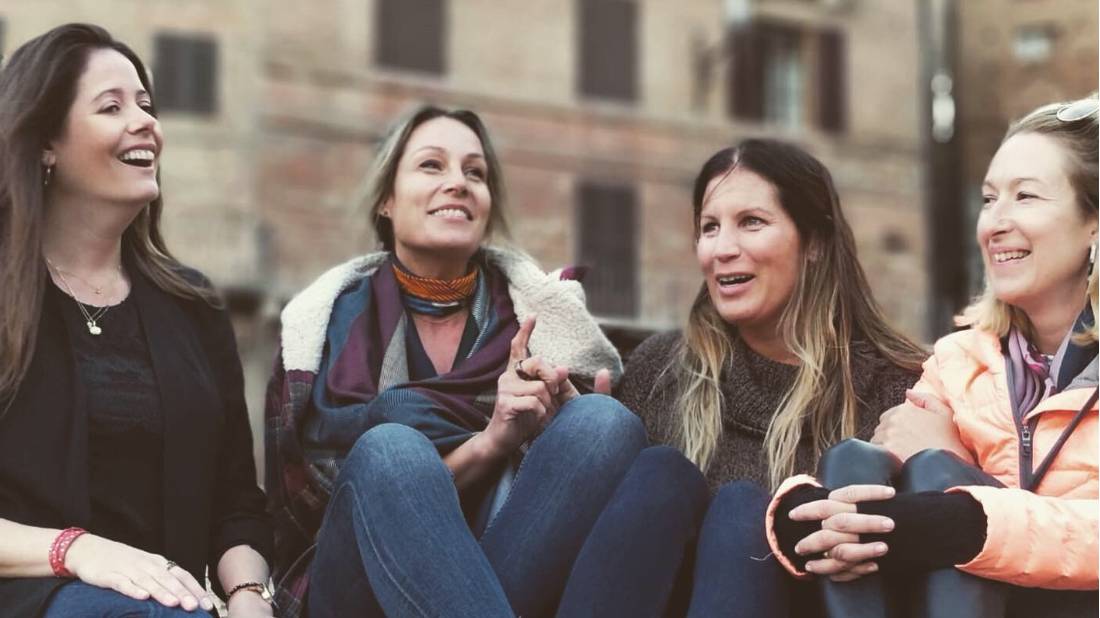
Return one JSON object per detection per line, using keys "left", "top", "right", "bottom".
{"left": 3, "top": 0, "right": 941, "bottom": 473}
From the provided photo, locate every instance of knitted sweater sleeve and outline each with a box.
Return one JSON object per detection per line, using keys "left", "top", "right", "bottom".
{"left": 855, "top": 358, "right": 921, "bottom": 440}
{"left": 616, "top": 332, "right": 681, "bottom": 445}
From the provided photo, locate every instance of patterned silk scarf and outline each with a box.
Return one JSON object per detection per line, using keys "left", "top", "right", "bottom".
{"left": 392, "top": 259, "right": 478, "bottom": 316}
{"left": 1007, "top": 306, "right": 1096, "bottom": 417}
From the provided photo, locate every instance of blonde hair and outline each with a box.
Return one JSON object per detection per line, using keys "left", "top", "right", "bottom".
{"left": 676, "top": 140, "right": 927, "bottom": 489}
{"left": 956, "top": 95, "right": 1099, "bottom": 343}
{"left": 364, "top": 105, "right": 509, "bottom": 250}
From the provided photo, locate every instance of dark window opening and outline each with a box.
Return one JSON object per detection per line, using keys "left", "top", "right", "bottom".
{"left": 154, "top": 33, "right": 218, "bottom": 115}
{"left": 577, "top": 181, "right": 638, "bottom": 317}
{"left": 577, "top": 0, "right": 638, "bottom": 102}
{"left": 375, "top": 0, "right": 446, "bottom": 75}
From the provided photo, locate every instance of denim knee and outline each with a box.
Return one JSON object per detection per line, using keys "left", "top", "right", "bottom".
{"left": 627, "top": 446, "right": 709, "bottom": 512}
{"left": 708, "top": 480, "right": 770, "bottom": 524}
{"left": 713, "top": 479, "right": 769, "bottom": 506}
{"left": 553, "top": 393, "right": 646, "bottom": 446}
{"left": 338, "top": 422, "right": 442, "bottom": 490}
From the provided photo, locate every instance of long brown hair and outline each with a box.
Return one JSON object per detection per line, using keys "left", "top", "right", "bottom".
{"left": 0, "top": 23, "right": 218, "bottom": 413}
{"left": 676, "top": 139, "right": 927, "bottom": 488}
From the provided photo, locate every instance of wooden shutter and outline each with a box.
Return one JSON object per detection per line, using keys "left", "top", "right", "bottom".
{"left": 578, "top": 0, "right": 638, "bottom": 102}
{"left": 818, "top": 28, "right": 847, "bottom": 132}
{"left": 728, "top": 22, "right": 765, "bottom": 120}
{"left": 375, "top": 0, "right": 446, "bottom": 75}
{"left": 154, "top": 33, "right": 218, "bottom": 115}
{"left": 577, "top": 182, "right": 638, "bottom": 317}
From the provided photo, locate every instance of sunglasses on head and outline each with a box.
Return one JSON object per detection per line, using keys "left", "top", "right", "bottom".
{"left": 1056, "top": 99, "right": 1099, "bottom": 122}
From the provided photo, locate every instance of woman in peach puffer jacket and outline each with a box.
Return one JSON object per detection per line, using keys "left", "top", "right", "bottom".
{"left": 767, "top": 97, "right": 1099, "bottom": 618}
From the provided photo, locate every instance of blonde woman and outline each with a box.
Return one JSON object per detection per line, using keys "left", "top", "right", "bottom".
{"left": 770, "top": 98, "right": 1099, "bottom": 618}
{"left": 556, "top": 139, "right": 926, "bottom": 617}
{"left": 265, "top": 105, "right": 645, "bottom": 618}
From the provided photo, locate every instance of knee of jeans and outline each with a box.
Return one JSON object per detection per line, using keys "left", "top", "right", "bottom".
{"left": 817, "top": 438, "right": 901, "bottom": 486}
{"left": 615, "top": 446, "right": 709, "bottom": 520}
{"left": 898, "top": 448, "right": 970, "bottom": 492}
{"left": 708, "top": 480, "right": 769, "bottom": 518}
{"left": 341, "top": 423, "right": 437, "bottom": 486}
{"left": 556, "top": 393, "right": 645, "bottom": 444}
{"left": 636, "top": 446, "right": 708, "bottom": 498}
{"left": 714, "top": 479, "right": 768, "bottom": 505}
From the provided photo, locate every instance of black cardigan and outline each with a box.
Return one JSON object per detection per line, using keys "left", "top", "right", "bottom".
{"left": 0, "top": 265, "right": 272, "bottom": 618}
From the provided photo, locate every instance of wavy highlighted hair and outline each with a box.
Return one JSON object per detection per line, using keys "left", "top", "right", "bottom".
{"left": 675, "top": 139, "right": 926, "bottom": 488}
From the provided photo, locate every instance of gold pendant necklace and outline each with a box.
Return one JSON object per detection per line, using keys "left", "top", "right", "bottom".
{"left": 45, "top": 258, "right": 117, "bottom": 336}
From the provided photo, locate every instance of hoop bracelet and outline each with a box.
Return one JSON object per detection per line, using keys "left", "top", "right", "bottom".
{"left": 228, "top": 581, "right": 275, "bottom": 607}
{"left": 49, "top": 527, "right": 87, "bottom": 578}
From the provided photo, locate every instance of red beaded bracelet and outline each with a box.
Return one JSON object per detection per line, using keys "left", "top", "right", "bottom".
{"left": 48, "top": 527, "right": 86, "bottom": 578}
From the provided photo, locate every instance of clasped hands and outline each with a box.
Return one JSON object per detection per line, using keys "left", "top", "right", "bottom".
{"left": 789, "top": 388, "right": 970, "bottom": 582}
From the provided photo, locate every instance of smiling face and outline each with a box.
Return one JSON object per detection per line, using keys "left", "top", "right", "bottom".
{"left": 978, "top": 132, "right": 1097, "bottom": 315}
{"left": 382, "top": 116, "right": 492, "bottom": 276}
{"left": 44, "top": 48, "right": 162, "bottom": 208}
{"left": 696, "top": 167, "right": 803, "bottom": 337}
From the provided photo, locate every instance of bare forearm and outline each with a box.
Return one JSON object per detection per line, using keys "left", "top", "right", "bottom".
{"left": 0, "top": 518, "right": 64, "bottom": 577}
{"left": 216, "top": 544, "right": 269, "bottom": 593}
{"left": 442, "top": 432, "right": 510, "bottom": 490}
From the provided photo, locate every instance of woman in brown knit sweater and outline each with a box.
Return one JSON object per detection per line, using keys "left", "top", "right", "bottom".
{"left": 555, "top": 139, "right": 926, "bottom": 617}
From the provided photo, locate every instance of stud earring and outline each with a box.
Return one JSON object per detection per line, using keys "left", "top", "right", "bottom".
{"left": 43, "top": 165, "right": 54, "bottom": 187}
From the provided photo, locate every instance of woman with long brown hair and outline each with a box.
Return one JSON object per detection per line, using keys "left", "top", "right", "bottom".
{"left": 0, "top": 24, "right": 273, "bottom": 617}
{"left": 554, "top": 138, "right": 926, "bottom": 616}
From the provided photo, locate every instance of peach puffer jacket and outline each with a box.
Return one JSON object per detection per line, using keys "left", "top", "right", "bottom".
{"left": 766, "top": 327, "right": 1098, "bottom": 590}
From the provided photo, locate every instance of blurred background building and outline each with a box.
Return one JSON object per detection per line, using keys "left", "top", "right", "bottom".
{"left": 2, "top": 0, "right": 1097, "bottom": 476}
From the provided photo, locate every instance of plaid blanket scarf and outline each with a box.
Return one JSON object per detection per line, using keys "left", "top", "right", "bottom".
{"left": 266, "top": 247, "right": 621, "bottom": 616}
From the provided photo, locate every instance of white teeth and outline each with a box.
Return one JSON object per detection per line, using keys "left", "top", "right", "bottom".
{"left": 993, "top": 250, "right": 1030, "bottom": 264}
{"left": 431, "top": 208, "right": 467, "bottom": 219}
{"left": 119, "top": 149, "right": 155, "bottom": 161}
{"left": 718, "top": 275, "right": 753, "bottom": 285}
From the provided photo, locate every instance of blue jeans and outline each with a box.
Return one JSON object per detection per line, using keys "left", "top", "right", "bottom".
{"left": 556, "top": 446, "right": 706, "bottom": 617}
{"left": 558, "top": 447, "right": 802, "bottom": 618}
{"left": 306, "top": 394, "right": 646, "bottom": 618}
{"left": 43, "top": 581, "right": 210, "bottom": 618}
{"left": 686, "top": 480, "right": 794, "bottom": 617}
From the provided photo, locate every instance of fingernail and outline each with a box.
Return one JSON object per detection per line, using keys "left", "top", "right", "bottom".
{"left": 201, "top": 597, "right": 214, "bottom": 610}
{"left": 881, "top": 519, "right": 894, "bottom": 531}
{"left": 794, "top": 544, "right": 803, "bottom": 555}
{"left": 876, "top": 543, "right": 888, "bottom": 554}
{"left": 869, "top": 563, "right": 879, "bottom": 572}
{"left": 805, "top": 562, "right": 815, "bottom": 573}
{"left": 884, "top": 487, "right": 896, "bottom": 497}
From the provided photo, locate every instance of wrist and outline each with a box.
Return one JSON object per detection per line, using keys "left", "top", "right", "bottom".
{"left": 49, "top": 527, "right": 87, "bottom": 577}
{"left": 227, "top": 581, "right": 274, "bottom": 607}
{"left": 227, "top": 588, "right": 274, "bottom": 615}
{"left": 472, "top": 431, "right": 507, "bottom": 461}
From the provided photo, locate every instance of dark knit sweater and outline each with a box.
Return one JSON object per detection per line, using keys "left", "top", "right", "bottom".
{"left": 617, "top": 331, "right": 921, "bottom": 492}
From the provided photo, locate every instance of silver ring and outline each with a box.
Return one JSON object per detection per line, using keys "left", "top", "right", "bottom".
{"left": 165, "top": 560, "right": 178, "bottom": 571}
{"left": 822, "top": 550, "right": 831, "bottom": 560}
{"left": 515, "top": 359, "right": 535, "bottom": 381}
